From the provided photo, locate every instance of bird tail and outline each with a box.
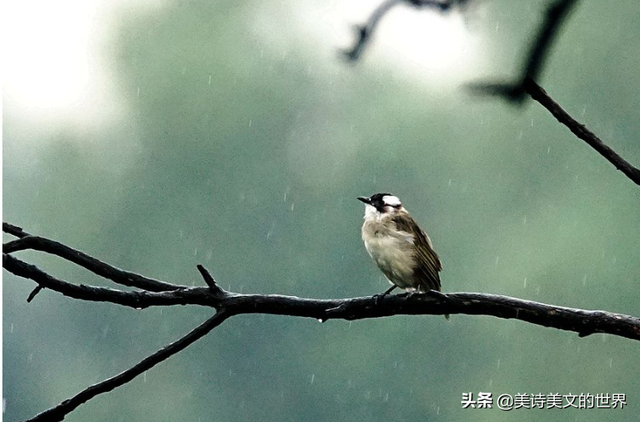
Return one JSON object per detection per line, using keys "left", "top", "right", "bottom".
{"left": 420, "top": 284, "right": 450, "bottom": 320}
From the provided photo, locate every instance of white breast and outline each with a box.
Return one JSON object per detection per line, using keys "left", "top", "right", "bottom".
{"left": 361, "top": 217, "right": 416, "bottom": 289}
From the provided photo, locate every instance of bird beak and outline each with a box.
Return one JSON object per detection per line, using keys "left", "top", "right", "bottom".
{"left": 357, "top": 196, "right": 371, "bottom": 205}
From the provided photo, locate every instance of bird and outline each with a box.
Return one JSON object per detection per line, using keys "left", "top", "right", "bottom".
{"left": 357, "top": 193, "right": 444, "bottom": 299}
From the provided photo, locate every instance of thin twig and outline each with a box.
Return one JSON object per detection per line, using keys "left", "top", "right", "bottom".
{"left": 342, "top": 0, "right": 470, "bottom": 61}
{"left": 26, "top": 285, "right": 44, "bottom": 303}
{"left": 342, "top": 0, "right": 402, "bottom": 61}
{"left": 26, "top": 310, "right": 232, "bottom": 422}
{"left": 523, "top": 78, "right": 640, "bottom": 185}
{"left": 197, "top": 264, "right": 226, "bottom": 296}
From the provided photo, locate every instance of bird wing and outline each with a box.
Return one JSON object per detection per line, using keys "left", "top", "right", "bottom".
{"left": 392, "top": 214, "right": 442, "bottom": 291}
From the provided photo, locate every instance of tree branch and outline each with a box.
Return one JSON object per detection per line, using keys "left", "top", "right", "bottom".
{"left": 3, "top": 222, "right": 30, "bottom": 238}
{"left": 5, "top": 224, "right": 640, "bottom": 422}
{"left": 468, "top": 0, "right": 580, "bottom": 103}
{"left": 522, "top": 78, "right": 640, "bottom": 185}
{"left": 341, "top": 0, "right": 471, "bottom": 61}
{"left": 3, "top": 226, "right": 182, "bottom": 292}
{"left": 2, "top": 253, "right": 215, "bottom": 308}
{"left": 26, "top": 310, "right": 232, "bottom": 422}
{"left": 4, "top": 230, "right": 639, "bottom": 341}
{"left": 197, "top": 263, "right": 226, "bottom": 297}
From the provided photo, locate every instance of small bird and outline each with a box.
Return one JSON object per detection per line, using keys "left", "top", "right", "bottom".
{"left": 358, "top": 193, "right": 443, "bottom": 297}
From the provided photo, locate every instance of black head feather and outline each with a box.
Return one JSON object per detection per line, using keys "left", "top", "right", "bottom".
{"left": 358, "top": 193, "right": 400, "bottom": 212}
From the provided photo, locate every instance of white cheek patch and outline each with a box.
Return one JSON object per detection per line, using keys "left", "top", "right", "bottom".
{"left": 382, "top": 195, "right": 401, "bottom": 207}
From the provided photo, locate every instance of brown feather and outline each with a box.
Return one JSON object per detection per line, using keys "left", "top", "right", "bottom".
{"left": 392, "top": 213, "right": 442, "bottom": 292}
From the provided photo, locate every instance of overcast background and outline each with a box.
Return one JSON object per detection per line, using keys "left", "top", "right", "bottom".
{"left": 4, "top": 0, "right": 640, "bottom": 421}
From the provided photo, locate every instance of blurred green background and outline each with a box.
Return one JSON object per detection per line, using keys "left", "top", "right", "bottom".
{"left": 4, "top": 0, "right": 639, "bottom": 421}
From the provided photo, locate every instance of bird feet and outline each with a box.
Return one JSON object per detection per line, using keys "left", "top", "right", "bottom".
{"left": 372, "top": 285, "right": 398, "bottom": 305}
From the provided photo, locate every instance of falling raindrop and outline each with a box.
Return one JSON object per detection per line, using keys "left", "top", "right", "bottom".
{"left": 497, "top": 359, "right": 501, "bottom": 369}
{"left": 495, "top": 256, "right": 500, "bottom": 266}
{"left": 547, "top": 146, "right": 551, "bottom": 154}
{"left": 582, "top": 275, "right": 587, "bottom": 286}
{"left": 266, "top": 222, "right": 275, "bottom": 240}
{"left": 523, "top": 278, "right": 527, "bottom": 288}
{"left": 10, "top": 323, "right": 14, "bottom": 333}
{"left": 143, "top": 371, "right": 147, "bottom": 383}
{"left": 310, "top": 374, "right": 315, "bottom": 384}
{"left": 248, "top": 119, "right": 253, "bottom": 127}
{"left": 290, "top": 203, "right": 295, "bottom": 212}
{"left": 208, "top": 75, "right": 212, "bottom": 85}
{"left": 523, "top": 215, "right": 527, "bottom": 224}
{"left": 609, "top": 358, "right": 613, "bottom": 368}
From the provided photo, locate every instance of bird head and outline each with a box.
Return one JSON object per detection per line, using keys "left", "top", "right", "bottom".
{"left": 357, "top": 193, "right": 403, "bottom": 219}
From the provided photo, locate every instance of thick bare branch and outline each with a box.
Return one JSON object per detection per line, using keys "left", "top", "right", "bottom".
{"left": 26, "top": 310, "right": 232, "bottom": 422}
{"left": 523, "top": 78, "right": 640, "bottom": 185}
{"left": 4, "top": 248, "right": 639, "bottom": 342}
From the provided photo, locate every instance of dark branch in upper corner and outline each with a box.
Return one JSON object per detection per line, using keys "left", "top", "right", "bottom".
{"left": 4, "top": 224, "right": 640, "bottom": 422}
{"left": 341, "top": 0, "right": 472, "bottom": 61}
{"left": 523, "top": 78, "right": 640, "bottom": 186}
{"left": 468, "top": 0, "right": 579, "bottom": 103}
